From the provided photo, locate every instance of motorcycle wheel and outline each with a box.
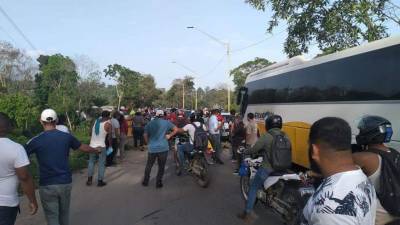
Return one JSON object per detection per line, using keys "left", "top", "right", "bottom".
{"left": 240, "top": 173, "right": 251, "bottom": 201}
{"left": 194, "top": 157, "right": 210, "bottom": 188}
{"left": 281, "top": 187, "right": 309, "bottom": 225}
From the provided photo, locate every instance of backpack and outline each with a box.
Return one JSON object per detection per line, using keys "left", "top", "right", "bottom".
{"left": 192, "top": 123, "right": 208, "bottom": 151}
{"left": 366, "top": 148, "right": 400, "bottom": 216}
{"left": 267, "top": 130, "right": 292, "bottom": 171}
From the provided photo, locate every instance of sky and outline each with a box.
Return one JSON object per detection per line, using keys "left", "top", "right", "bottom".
{"left": 1, "top": 0, "right": 400, "bottom": 89}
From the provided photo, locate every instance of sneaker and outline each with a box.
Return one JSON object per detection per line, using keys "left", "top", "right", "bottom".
{"left": 216, "top": 159, "right": 224, "bottom": 165}
{"left": 97, "top": 180, "right": 107, "bottom": 187}
{"left": 176, "top": 168, "right": 182, "bottom": 176}
{"left": 142, "top": 180, "right": 149, "bottom": 187}
{"left": 156, "top": 182, "right": 163, "bottom": 189}
{"left": 86, "top": 177, "right": 93, "bottom": 186}
{"left": 237, "top": 211, "right": 257, "bottom": 221}
{"left": 233, "top": 170, "right": 239, "bottom": 175}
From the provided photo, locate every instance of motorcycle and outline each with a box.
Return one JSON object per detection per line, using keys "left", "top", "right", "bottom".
{"left": 176, "top": 136, "right": 210, "bottom": 188}
{"left": 239, "top": 146, "right": 315, "bottom": 225}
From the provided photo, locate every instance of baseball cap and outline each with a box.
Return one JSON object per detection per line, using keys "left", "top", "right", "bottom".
{"left": 156, "top": 110, "right": 164, "bottom": 117}
{"left": 41, "top": 109, "right": 58, "bottom": 122}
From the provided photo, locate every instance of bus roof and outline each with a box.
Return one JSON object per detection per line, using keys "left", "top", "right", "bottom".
{"left": 246, "top": 36, "right": 400, "bottom": 84}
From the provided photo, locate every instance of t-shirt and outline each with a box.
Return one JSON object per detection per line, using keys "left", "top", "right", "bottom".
{"left": 0, "top": 138, "right": 30, "bottom": 207}
{"left": 183, "top": 122, "right": 208, "bottom": 144}
{"left": 56, "top": 125, "right": 69, "bottom": 133}
{"left": 133, "top": 115, "right": 145, "bottom": 127}
{"left": 26, "top": 129, "right": 81, "bottom": 186}
{"left": 111, "top": 118, "right": 120, "bottom": 138}
{"left": 208, "top": 115, "right": 219, "bottom": 135}
{"left": 301, "top": 169, "right": 376, "bottom": 225}
{"left": 144, "top": 118, "right": 174, "bottom": 153}
{"left": 246, "top": 120, "right": 258, "bottom": 146}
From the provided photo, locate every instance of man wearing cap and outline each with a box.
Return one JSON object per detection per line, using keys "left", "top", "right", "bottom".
{"left": 26, "top": 109, "right": 100, "bottom": 225}
{"left": 142, "top": 110, "right": 178, "bottom": 188}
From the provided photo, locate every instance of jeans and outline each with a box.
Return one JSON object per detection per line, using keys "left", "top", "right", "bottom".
{"left": 0, "top": 206, "right": 18, "bottom": 225}
{"left": 245, "top": 168, "right": 271, "bottom": 213}
{"left": 39, "top": 183, "right": 72, "bottom": 225}
{"left": 144, "top": 151, "right": 168, "bottom": 183}
{"left": 106, "top": 138, "right": 118, "bottom": 165}
{"left": 87, "top": 147, "right": 106, "bottom": 181}
{"left": 209, "top": 134, "right": 222, "bottom": 160}
{"left": 133, "top": 127, "right": 144, "bottom": 147}
{"left": 177, "top": 143, "right": 193, "bottom": 169}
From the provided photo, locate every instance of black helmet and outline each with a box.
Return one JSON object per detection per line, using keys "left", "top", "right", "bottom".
{"left": 356, "top": 115, "right": 393, "bottom": 145}
{"left": 189, "top": 112, "right": 202, "bottom": 123}
{"left": 265, "top": 115, "right": 283, "bottom": 131}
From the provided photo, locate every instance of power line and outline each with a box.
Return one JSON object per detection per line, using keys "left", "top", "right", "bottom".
{"left": 0, "top": 5, "right": 37, "bottom": 50}
{"left": 0, "top": 25, "right": 17, "bottom": 45}
{"left": 203, "top": 54, "right": 226, "bottom": 77}
{"left": 231, "top": 28, "right": 287, "bottom": 53}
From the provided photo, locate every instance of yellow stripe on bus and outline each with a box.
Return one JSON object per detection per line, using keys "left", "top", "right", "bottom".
{"left": 256, "top": 121, "right": 311, "bottom": 169}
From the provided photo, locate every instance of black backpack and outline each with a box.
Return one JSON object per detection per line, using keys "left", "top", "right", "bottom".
{"left": 268, "top": 130, "right": 292, "bottom": 171}
{"left": 192, "top": 123, "right": 208, "bottom": 151}
{"left": 366, "top": 148, "right": 400, "bottom": 216}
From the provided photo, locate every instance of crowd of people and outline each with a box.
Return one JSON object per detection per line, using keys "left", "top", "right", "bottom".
{"left": 0, "top": 105, "right": 398, "bottom": 225}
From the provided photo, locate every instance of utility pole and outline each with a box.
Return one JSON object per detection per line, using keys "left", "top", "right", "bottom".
{"left": 187, "top": 26, "right": 231, "bottom": 111}
{"left": 182, "top": 81, "right": 185, "bottom": 109}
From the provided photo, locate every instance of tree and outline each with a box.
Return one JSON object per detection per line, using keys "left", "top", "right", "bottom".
{"left": 137, "top": 75, "right": 162, "bottom": 107}
{"left": 104, "top": 64, "right": 141, "bottom": 109}
{"left": 164, "top": 76, "right": 195, "bottom": 109}
{"left": 34, "top": 54, "right": 79, "bottom": 128}
{"left": 0, "top": 93, "right": 39, "bottom": 129}
{"left": 245, "top": 0, "right": 399, "bottom": 56}
{"left": 0, "top": 41, "right": 37, "bottom": 93}
{"left": 230, "top": 57, "right": 273, "bottom": 90}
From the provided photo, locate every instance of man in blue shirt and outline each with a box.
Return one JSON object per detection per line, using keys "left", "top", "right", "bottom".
{"left": 26, "top": 109, "right": 99, "bottom": 225}
{"left": 143, "top": 110, "right": 178, "bottom": 188}
{"left": 208, "top": 109, "right": 223, "bottom": 164}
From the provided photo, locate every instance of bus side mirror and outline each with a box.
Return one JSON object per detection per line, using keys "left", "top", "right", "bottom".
{"left": 236, "top": 87, "right": 247, "bottom": 105}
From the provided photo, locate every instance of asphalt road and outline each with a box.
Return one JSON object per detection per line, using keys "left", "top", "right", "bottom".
{"left": 16, "top": 146, "right": 282, "bottom": 225}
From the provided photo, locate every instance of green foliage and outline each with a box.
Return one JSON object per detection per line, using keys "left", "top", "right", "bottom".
{"left": 104, "top": 64, "right": 161, "bottom": 108}
{"left": 34, "top": 54, "right": 79, "bottom": 114}
{"left": 0, "top": 93, "right": 39, "bottom": 129}
{"left": 230, "top": 57, "right": 273, "bottom": 90}
{"left": 164, "top": 76, "right": 195, "bottom": 109}
{"left": 245, "top": 0, "right": 395, "bottom": 56}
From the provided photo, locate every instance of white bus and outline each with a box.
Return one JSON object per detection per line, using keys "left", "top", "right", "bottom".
{"left": 237, "top": 36, "right": 400, "bottom": 169}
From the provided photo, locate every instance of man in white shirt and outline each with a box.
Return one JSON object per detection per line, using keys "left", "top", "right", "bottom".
{"left": 302, "top": 117, "right": 376, "bottom": 225}
{"left": 176, "top": 113, "right": 208, "bottom": 174}
{"left": 208, "top": 109, "right": 223, "bottom": 164}
{"left": 0, "top": 112, "right": 38, "bottom": 225}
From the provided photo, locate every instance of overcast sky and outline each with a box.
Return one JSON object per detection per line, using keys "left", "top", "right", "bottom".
{"left": 1, "top": 0, "right": 399, "bottom": 89}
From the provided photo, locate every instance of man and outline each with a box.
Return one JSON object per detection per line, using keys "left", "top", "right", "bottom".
{"left": 132, "top": 111, "right": 145, "bottom": 150}
{"left": 208, "top": 109, "right": 223, "bottom": 164}
{"left": 245, "top": 113, "right": 258, "bottom": 147}
{"left": 302, "top": 117, "right": 376, "bottom": 225}
{"left": 107, "top": 111, "right": 120, "bottom": 166}
{"left": 238, "top": 115, "right": 288, "bottom": 220}
{"left": 0, "top": 112, "right": 38, "bottom": 225}
{"left": 353, "top": 115, "right": 399, "bottom": 225}
{"left": 143, "top": 110, "right": 178, "bottom": 188}
{"left": 26, "top": 109, "right": 100, "bottom": 225}
{"left": 228, "top": 109, "right": 237, "bottom": 161}
{"left": 87, "top": 111, "right": 112, "bottom": 187}
{"left": 176, "top": 113, "right": 207, "bottom": 175}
